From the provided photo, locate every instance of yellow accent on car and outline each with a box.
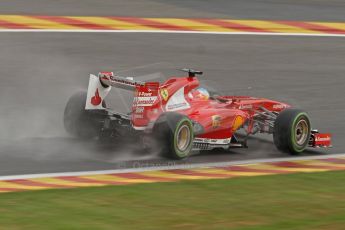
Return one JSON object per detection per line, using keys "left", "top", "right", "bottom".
{"left": 232, "top": 116, "right": 244, "bottom": 131}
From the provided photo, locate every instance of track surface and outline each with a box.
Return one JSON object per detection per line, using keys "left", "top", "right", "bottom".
{"left": 0, "top": 1, "right": 344, "bottom": 176}
{"left": 0, "top": 0, "right": 345, "bottom": 21}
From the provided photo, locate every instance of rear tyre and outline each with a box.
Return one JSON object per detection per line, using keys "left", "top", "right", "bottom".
{"left": 154, "top": 113, "right": 194, "bottom": 159}
{"left": 273, "top": 109, "right": 311, "bottom": 154}
{"left": 64, "top": 91, "right": 104, "bottom": 139}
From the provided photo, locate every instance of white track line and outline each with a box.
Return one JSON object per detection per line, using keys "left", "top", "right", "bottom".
{"left": 0, "top": 29, "right": 344, "bottom": 37}
{"left": 0, "top": 153, "right": 344, "bottom": 181}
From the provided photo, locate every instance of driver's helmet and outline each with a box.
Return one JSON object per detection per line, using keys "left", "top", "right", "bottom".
{"left": 188, "top": 87, "right": 210, "bottom": 100}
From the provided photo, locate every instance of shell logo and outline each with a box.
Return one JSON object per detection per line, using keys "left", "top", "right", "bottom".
{"left": 212, "top": 115, "right": 221, "bottom": 129}
{"left": 232, "top": 116, "right": 244, "bottom": 131}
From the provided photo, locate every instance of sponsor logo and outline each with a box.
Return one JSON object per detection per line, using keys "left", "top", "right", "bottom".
{"left": 165, "top": 87, "right": 190, "bottom": 111}
{"left": 98, "top": 72, "right": 113, "bottom": 82}
{"left": 273, "top": 104, "right": 286, "bottom": 109}
{"left": 98, "top": 72, "right": 114, "bottom": 77}
{"left": 99, "top": 71, "right": 113, "bottom": 75}
{"left": 160, "top": 88, "right": 169, "bottom": 101}
{"left": 133, "top": 96, "right": 157, "bottom": 107}
{"left": 135, "top": 107, "right": 144, "bottom": 113}
{"left": 167, "top": 102, "right": 189, "bottom": 111}
{"left": 315, "top": 136, "right": 331, "bottom": 142}
{"left": 212, "top": 115, "right": 221, "bottom": 129}
{"left": 194, "top": 138, "right": 208, "bottom": 143}
{"left": 109, "top": 75, "right": 144, "bottom": 87}
{"left": 138, "top": 91, "right": 153, "bottom": 97}
{"left": 239, "top": 104, "right": 253, "bottom": 110}
{"left": 133, "top": 114, "right": 144, "bottom": 119}
{"left": 91, "top": 89, "right": 102, "bottom": 106}
{"left": 194, "top": 138, "right": 231, "bottom": 144}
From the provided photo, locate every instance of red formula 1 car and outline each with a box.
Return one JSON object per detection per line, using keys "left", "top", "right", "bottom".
{"left": 64, "top": 69, "right": 332, "bottom": 159}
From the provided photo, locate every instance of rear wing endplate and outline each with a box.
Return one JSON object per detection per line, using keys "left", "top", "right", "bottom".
{"left": 85, "top": 72, "right": 146, "bottom": 110}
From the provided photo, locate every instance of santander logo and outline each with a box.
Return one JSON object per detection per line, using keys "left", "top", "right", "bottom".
{"left": 315, "top": 136, "right": 331, "bottom": 142}
{"left": 91, "top": 89, "right": 102, "bottom": 106}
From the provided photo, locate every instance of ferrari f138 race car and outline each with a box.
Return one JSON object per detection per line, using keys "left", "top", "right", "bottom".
{"left": 64, "top": 69, "right": 332, "bottom": 159}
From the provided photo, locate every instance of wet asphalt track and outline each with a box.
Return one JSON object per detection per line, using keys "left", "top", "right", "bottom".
{"left": 0, "top": 1, "right": 344, "bottom": 175}
{"left": 1, "top": 0, "right": 345, "bottom": 21}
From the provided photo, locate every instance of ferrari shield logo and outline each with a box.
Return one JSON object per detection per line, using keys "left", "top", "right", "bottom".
{"left": 212, "top": 115, "right": 221, "bottom": 129}
{"left": 160, "top": 88, "right": 169, "bottom": 101}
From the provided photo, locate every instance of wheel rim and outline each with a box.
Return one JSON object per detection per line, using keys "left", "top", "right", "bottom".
{"left": 176, "top": 124, "right": 191, "bottom": 152}
{"left": 295, "top": 119, "right": 308, "bottom": 146}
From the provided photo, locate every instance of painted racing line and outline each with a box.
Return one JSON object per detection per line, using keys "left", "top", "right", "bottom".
{"left": 0, "top": 154, "right": 344, "bottom": 193}
{"left": 0, "top": 15, "right": 344, "bottom": 37}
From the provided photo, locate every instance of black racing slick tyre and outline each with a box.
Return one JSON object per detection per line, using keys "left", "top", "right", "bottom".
{"left": 154, "top": 113, "right": 194, "bottom": 159}
{"left": 273, "top": 109, "right": 311, "bottom": 154}
{"left": 64, "top": 91, "right": 105, "bottom": 139}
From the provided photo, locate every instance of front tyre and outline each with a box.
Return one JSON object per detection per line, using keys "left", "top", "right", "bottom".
{"left": 273, "top": 109, "right": 311, "bottom": 154}
{"left": 154, "top": 113, "right": 194, "bottom": 159}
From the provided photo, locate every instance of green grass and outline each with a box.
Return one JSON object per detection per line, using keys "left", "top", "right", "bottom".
{"left": 0, "top": 171, "right": 345, "bottom": 230}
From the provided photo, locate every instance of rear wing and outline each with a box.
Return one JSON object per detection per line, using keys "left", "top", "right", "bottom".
{"left": 85, "top": 72, "right": 146, "bottom": 110}
{"left": 98, "top": 72, "right": 145, "bottom": 90}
